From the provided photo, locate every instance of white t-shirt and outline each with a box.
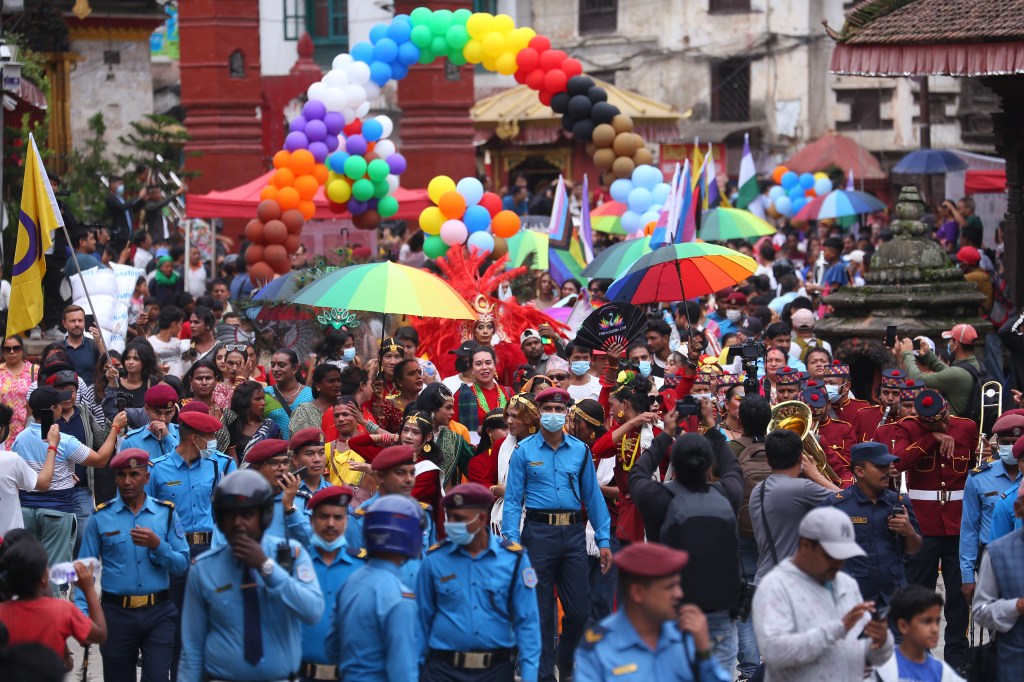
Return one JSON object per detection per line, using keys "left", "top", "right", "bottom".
{"left": 186, "top": 265, "right": 207, "bottom": 298}
{"left": 0, "top": 279, "right": 10, "bottom": 311}
{"left": 567, "top": 375, "right": 601, "bottom": 402}
{"left": 148, "top": 334, "right": 188, "bottom": 378}
{"left": 0, "top": 451, "right": 38, "bottom": 534}
{"left": 134, "top": 249, "right": 153, "bottom": 271}
{"left": 442, "top": 374, "right": 468, "bottom": 396}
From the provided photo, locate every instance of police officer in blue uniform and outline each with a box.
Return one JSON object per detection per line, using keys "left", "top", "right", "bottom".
{"left": 327, "top": 494, "right": 423, "bottom": 681}
{"left": 179, "top": 469, "right": 323, "bottom": 682}
{"left": 576, "top": 542, "right": 730, "bottom": 681}
{"left": 76, "top": 447, "right": 189, "bottom": 682}
{"left": 121, "top": 384, "right": 181, "bottom": 461}
{"left": 290, "top": 427, "right": 333, "bottom": 517}
{"left": 961, "top": 412, "right": 1024, "bottom": 603}
{"left": 242, "top": 438, "right": 313, "bottom": 545}
{"left": 978, "top": 417, "right": 1024, "bottom": 545}
{"left": 418, "top": 482, "right": 542, "bottom": 682}
{"left": 299, "top": 485, "right": 365, "bottom": 682}
{"left": 825, "top": 441, "right": 922, "bottom": 604}
{"left": 502, "top": 387, "right": 612, "bottom": 682}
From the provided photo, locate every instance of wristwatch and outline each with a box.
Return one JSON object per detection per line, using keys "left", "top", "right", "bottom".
{"left": 259, "top": 558, "right": 275, "bottom": 577}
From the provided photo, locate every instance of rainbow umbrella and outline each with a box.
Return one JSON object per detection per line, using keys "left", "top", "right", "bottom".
{"left": 793, "top": 189, "right": 886, "bottom": 222}
{"left": 699, "top": 208, "right": 776, "bottom": 242}
{"left": 504, "top": 229, "right": 549, "bottom": 269}
{"left": 607, "top": 242, "right": 757, "bottom": 305}
{"left": 581, "top": 236, "right": 653, "bottom": 279}
{"left": 590, "top": 200, "right": 627, "bottom": 235}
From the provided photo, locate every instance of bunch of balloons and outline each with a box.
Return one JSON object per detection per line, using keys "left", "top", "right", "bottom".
{"left": 418, "top": 175, "right": 521, "bottom": 259}
{"left": 323, "top": 115, "right": 405, "bottom": 229}
{"left": 284, "top": 100, "right": 345, "bottom": 163}
{"left": 608, "top": 165, "right": 672, "bottom": 234}
{"left": 463, "top": 12, "right": 536, "bottom": 74}
{"left": 306, "top": 54, "right": 380, "bottom": 129}
{"left": 765, "top": 165, "right": 834, "bottom": 218}
{"left": 350, "top": 14, "right": 422, "bottom": 86}
{"left": 408, "top": 7, "right": 472, "bottom": 65}
{"left": 245, "top": 200, "right": 307, "bottom": 283}
{"left": 261, "top": 149, "right": 328, "bottom": 222}
{"left": 514, "top": 35, "right": 583, "bottom": 106}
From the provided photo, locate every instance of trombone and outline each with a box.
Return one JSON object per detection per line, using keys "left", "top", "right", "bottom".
{"left": 978, "top": 380, "right": 1004, "bottom": 457}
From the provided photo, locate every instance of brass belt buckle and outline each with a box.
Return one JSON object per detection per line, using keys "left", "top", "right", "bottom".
{"left": 939, "top": 490, "right": 949, "bottom": 504}
{"left": 128, "top": 595, "right": 150, "bottom": 608}
{"left": 554, "top": 512, "right": 571, "bottom": 525}
{"left": 459, "top": 652, "right": 491, "bottom": 669}
{"left": 314, "top": 663, "right": 337, "bottom": 679}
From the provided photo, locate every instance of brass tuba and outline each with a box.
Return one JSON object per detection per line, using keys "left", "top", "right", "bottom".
{"left": 769, "top": 400, "right": 842, "bottom": 486}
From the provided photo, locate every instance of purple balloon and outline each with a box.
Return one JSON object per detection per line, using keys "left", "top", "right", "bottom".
{"left": 308, "top": 141, "right": 329, "bottom": 163}
{"left": 367, "top": 198, "right": 379, "bottom": 209}
{"left": 345, "top": 134, "right": 368, "bottom": 156}
{"left": 348, "top": 199, "right": 368, "bottom": 215}
{"left": 324, "top": 135, "right": 339, "bottom": 153}
{"left": 304, "top": 119, "right": 327, "bottom": 142}
{"left": 302, "top": 99, "right": 327, "bottom": 121}
{"left": 386, "top": 153, "right": 407, "bottom": 175}
{"left": 323, "top": 112, "right": 345, "bottom": 136}
{"left": 284, "top": 131, "right": 309, "bottom": 152}
{"left": 288, "top": 116, "right": 307, "bottom": 134}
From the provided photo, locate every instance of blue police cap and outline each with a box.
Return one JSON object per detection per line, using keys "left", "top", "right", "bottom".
{"left": 850, "top": 441, "right": 900, "bottom": 466}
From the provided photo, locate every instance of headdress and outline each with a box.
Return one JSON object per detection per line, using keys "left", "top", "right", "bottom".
{"left": 380, "top": 337, "right": 403, "bottom": 356}
{"left": 507, "top": 393, "right": 539, "bottom": 418}
{"left": 570, "top": 403, "right": 603, "bottom": 428}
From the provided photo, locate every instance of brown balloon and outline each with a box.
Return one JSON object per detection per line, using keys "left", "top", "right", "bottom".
{"left": 612, "top": 132, "right": 637, "bottom": 157}
{"left": 245, "top": 243, "right": 264, "bottom": 266}
{"left": 248, "top": 261, "right": 275, "bottom": 286}
{"left": 284, "top": 234, "right": 301, "bottom": 253}
{"left": 256, "top": 199, "right": 282, "bottom": 223}
{"left": 612, "top": 156, "right": 635, "bottom": 179}
{"left": 633, "top": 147, "right": 654, "bottom": 166}
{"left": 491, "top": 235, "right": 508, "bottom": 259}
{"left": 262, "top": 220, "right": 288, "bottom": 245}
{"left": 272, "top": 257, "right": 292, "bottom": 275}
{"left": 611, "top": 114, "right": 634, "bottom": 134}
{"left": 592, "top": 123, "right": 616, "bottom": 148}
{"left": 584, "top": 142, "right": 596, "bottom": 156}
{"left": 264, "top": 244, "right": 289, "bottom": 269}
{"left": 280, "top": 209, "right": 305, "bottom": 234}
{"left": 353, "top": 210, "right": 381, "bottom": 230}
{"left": 593, "top": 148, "right": 616, "bottom": 170}
{"left": 244, "top": 219, "right": 264, "bottom": 244}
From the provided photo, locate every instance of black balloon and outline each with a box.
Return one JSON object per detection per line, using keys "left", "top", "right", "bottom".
{"left": 572, "top": 118, "right": 596, "bottom": 142}
{"left": 587, "top": 86, "right": 608, "bottom": 103}
{"left": 568, "top": 94, "right": 593, "bottom": 119}
{"left": 551, "top": 91, "right": 570, "bottom": 114}
{"left": 591, "top": 101, "right": 618, "bottom": 124}
{"left": 567, "top": 75, "right": 595, "bottom": 97}
{"left": 561, "top": 112, "right": 575, "bottom": 132}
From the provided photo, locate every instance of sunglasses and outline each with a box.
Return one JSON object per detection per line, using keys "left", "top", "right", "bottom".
{"left": 548, "top": 373, "right": 569, "bottom": 381}
{"left": 3, "top": 345, "right": 21, "bottom": 352}
{"left": 225, "top": 344, "right": 247, "bottom": 352}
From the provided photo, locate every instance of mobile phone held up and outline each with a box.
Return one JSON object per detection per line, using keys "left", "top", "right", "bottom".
{"left": 885, "top": 325, "right": 897, "bottom": 348}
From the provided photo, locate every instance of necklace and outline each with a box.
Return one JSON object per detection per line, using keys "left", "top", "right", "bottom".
{"left": 472, "top": 383, "right": 507, "bottom": 413}
{"left": 619, "top": 432, "right": 641, "bottom": 471}
{"left": 279, "top": 382, "right": 301, "bottom": 401}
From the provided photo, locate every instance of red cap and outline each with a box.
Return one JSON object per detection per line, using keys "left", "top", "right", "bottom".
{"left": 308, "top": 485, "right": 355, "bottom": 511}
{"left": 613, "top": 542, "right": 689, "bottom": 577}
{"left": 244, "top": 438, "right": 290, "bottom": 464}
{"left": 289, "top": 427, "right": 325, "bottom": 452}
{"left": 992, "top": 413, "right": 1024, "bottom": 438}
{"left": 722, "top": 292, "right": 747, "bottom": 306}
{"left": 941, "top": 323, "right": 978, "bottom": 345}
{"left": 1013, "top": 435, "right": 1024, "bottom": 460}
{"left": 956, "top": 246, "right": 981, "bottom": 266}
{"left": 371, "top": 445, "right": 416, "bottom": 472}
{"left": 144, "top": 384, "right": 178, "bottom": 409}
{"left": 179, "top": 411, "right": 222, "bottom": 434}
{"left": 110, "top": 448, "right": 150, "bottom": 470}
{"left": 535, "top": 387, "right": 572, "bottom": 405}
{"left": 179, "top": 400, "right": 209, "bottom": 415}
{"left": 443, "top": 482, "right": 496, "bottom": 510}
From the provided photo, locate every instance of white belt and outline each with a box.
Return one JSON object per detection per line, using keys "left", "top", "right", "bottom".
{"left": 908, "top": 489, "right": 964, "bottom": 503}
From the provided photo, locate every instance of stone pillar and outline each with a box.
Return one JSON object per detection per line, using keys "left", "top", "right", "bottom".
{"left": 393, "top": 0, "right": 477, "bottom": 189}
{"left": 179, "top": 0, "right": 264, "bottom": 196}
{"left": 984, "top": 76, "right": 1024, "bottom": 308}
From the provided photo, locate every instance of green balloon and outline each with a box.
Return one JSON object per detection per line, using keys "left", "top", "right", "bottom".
{"left": 447, "top": 51, "right": 467, "bottom": 66}
{"left": 410, "top": 24, "right": 433, "bottom": 48}
{"left": 367, "top": 159, "right": 390, "bottom": 182}
{"left": 429, "top": 9, "right": 452, "bottom": 36}
{"left": 445, "top": 25, "right": 469, "bottom": 49}
{"left": 423, "top": 234, "right": 449, "bottom": 259}
{"left": 430, "top": 35, "right": 448, "bottom": 56}
{"left": 343, "top": 155, "right": 367, "bottom": 180}
{"left": 452, "top": 8, "right": 472, "bottom": 25}
{"left": 418, "top": 48, "right": 434, "bottom": 65}
{"left": 352, "top": 178, "right": 375, "bottom": 201}
{"left": 409, "top": 7, "right": 432, "bottom": 26}
{"left": 378, "top": 195, "right": 399, "bottom": 218}
{"left": 372, "top": 179, "right": 390, "bottom": 198}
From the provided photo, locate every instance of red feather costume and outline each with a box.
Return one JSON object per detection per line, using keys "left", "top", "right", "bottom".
{"left": 414, "top": 248, "right": 568, "bottom": 387}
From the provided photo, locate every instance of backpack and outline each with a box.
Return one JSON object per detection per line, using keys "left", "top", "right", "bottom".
{"left": 988, "top": 270, "right": 1015, "bottom": 328}
{"left": 951, "top": 359, "right": 987, "bottom": 426}
{"left": 660, "top": 480, "right": 740, "bottom": 613}
{"left": 733, "top": 436, "right": 771, "bottom": 540}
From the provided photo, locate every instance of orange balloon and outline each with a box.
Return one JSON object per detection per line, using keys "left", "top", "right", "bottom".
{"left": 438, "top": 191, "right": 467, "bottom": 220}
{"left": 259, "top": 185, "right": 279, "bottom": 202}
{"left": 772, "top": 166, "right": 789, "bottom": 185}
{"left": 273, "top": 168, "right": 296, "bottom": 189}
{"left": 312, "top": 163, "right": 329, "bottom": 185}
{"left": 298, "top": 200, "right": 316, "bottom": 220}
{"left": 273, "top": 150, "right": 291, "bottom": 169}
{"left": 289, "top": 149, "right": 316, "bottom": 177}
{"left": 294, "top": 174, "right": 319, "bottom": 201}
{"left": 277, "top": 186, "right": 301, "bottom": 211}
{"left": 491, "top": 210, "right": 520, "bottom": 238}
{"left": 805, "top": 188, "right": 816, "bottom": 197}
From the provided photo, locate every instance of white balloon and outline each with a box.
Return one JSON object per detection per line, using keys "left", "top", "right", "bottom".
{"left": 377, "top": 115, "right": 394, "bottom": 139}
{"left": 332, "top": 53, "right": 353, "bottom": 70}
{"left": 356, "top": 101, "right": 371, "bottom": 118}
{"left": 363, "top": 82, "right": 381, "bottom": 101}
{"left": 343, "top": 84, "right": 367, "bottom": 109}
{"left": 346, "top": 61, "right": 371, "bottom": 86}
{"left": 307, "top": 82, "right": 327, "bottom": 102}
{"left": 387, "top": 174, "right": 400, "bottom": 192}
{"left": 374, "top": 140, "right": 396, "bottom": 158}
{"left": 323, "top": 68, "right": 349, "bottom": 88}
{"left": 341, "top": 107, "right": 358, "bottom": 124}
{"left": 323, "top": 86, "right": 346, "bottom": 113}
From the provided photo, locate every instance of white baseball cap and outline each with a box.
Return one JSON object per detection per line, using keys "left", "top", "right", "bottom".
{"left": 792, "top": 308, "right": 816, "bottom": 330}
{"left": 799, "top": 507, "right": 866, "bottom": 560}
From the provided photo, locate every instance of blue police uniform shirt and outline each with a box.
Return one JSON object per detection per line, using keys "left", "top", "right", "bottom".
{"left": 825, "top": 486, "right": 920, "bottom": 603}
{"left": 327, "top": 557, "right": 421, "bottom": 682}
{"left": 988, "top": 481, "right": 1024, "bottom": 543}
{"left": 146, "top": 449, "right": 237, "bottom": 533}
{"left": 297, "top": 477, "right": 331, "bottom": 515}
{"left": 575, "top": 610, "right": 730, "bottom": 681}
{"left": 417, "top": 534, "right": 542, "bottom": 682}
{"left": 123, "top": 423, "right": 180, "bottom": 463}
{"left": 346, "top": 492, "right": 436, "bottom": 587}
{"left": 302, "top": 538, "right": 365, "bottom": 665}
{"left": 178, "top": 533, "right": 323, "bottom": 682}
{"left": 960, "top": 459, "right": 1022, "bottom": 582}
{"left": 74, "top": 493, "right": 189, "bottom": 614}
{"left": 706, "top": 311, "right": 737, "bottom": 339}
{"left": 501, "top": 433, "right": 611, "bottom": 547}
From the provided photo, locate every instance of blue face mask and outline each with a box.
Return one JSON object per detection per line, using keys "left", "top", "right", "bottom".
{"left": 195, "top": 436, "right": 217, "bottom": 459}
{"left": 570, "top": 361, "right": 591, "bottom": 377}
{"left": 825, "top": 384, "right": 841, "bottom": 404}
{"left": 638, "top": 361, "right": 652, "bottom": 378}
{"left": 445, "top": 515, "right": 481, "bottom": 546}
{"left": 342, "top": 347, "right": 356, "bottom": 362}
{"left": 540, "top": 413, "right": 566, "bottom": 433}
{"left": 311, "top": 533, "right": 347, "bottom": 552}
{"left": 999, "top": 444, "right": 1016, "bottom": 467}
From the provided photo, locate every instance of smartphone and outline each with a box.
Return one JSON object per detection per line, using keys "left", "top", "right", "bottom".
{"left": 39, "top": 409, "right": 54, "bottom": 442}
{"left": 116, "top": 391, "right": 128, "bottom": 413}
{"left": 885, "top": 325, "right": 897, "bottom": 348}
{"left": 859, "top": 605, "right": 890, "bottom": 638}
{"left": 84, "top": 314, "right": 96, "bottom": 331}
{"left": 292, "top": 466, "right": 308, "bottom": 478}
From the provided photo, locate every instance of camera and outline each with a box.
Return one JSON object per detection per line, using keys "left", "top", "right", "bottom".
{"left": 675, "top": 395, "right": 700, "bottom": 419}
{"left": 116, "top": 390, "right": 131, "bottom": 413}
{"left": 727, "top": 339, "right": 767, "bottom": 396}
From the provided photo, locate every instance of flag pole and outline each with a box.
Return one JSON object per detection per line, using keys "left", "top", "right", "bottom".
{"left": 59, "top": 218, "right": 114, "bottom": 369}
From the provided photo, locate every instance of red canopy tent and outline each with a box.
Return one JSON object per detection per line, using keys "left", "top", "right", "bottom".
{"left": 965, "top": 169, "right": 1006, "bottom": 194}
{"left": 184, "top": 170, "right": 431, "bottom": 221}
{"left": 783, "top": 133, "right": 886, "bottom": 180}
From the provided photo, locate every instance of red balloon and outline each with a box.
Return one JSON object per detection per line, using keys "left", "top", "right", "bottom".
{"left": 528, "top": 35, "right": 551, "bottom": 52}
{"left": 328, "top": 200, "right": 347, "bottom": 214}
{"left": 280, "top": 209, "right": 305, "bottom": 234}
{"left": 263, "top": 219, "right": 288, "bottom": 245}
{"left": 257, "top": 199, "right": 282, "bottom": 223}
{"left": 516, "top": 48, "right": 540, "bottom": 72}
{"left": 245, "top": 244, "right": 264, "bottom": 265}
{"left": 264, "top": 244, "right": 289, "bottom": 269}
{"left": 343, "top": 120, "right": 362, "bottom": 136}
{"left": 525, "top": 69, "right": 546, "bottom": 91}
{"left": 284, "top": 234, "right": 301, "bottom": 253}
{"left": 248, "top": 261, "right": 274, "bottom": 286}
{"left": 539, "top": 89, "right": 553, "bottom": 106}
{"left": 513, "top": 68, "right": 530, "bottom": 85}
{"left": 543, "top": 69, "right": 568, "bottom": 94}
{"left": 244, "top": 219, "right": 264, "bottom": 244}
{"left": 562, "top": 58, "right": 583, "bottom": 78}
{"left": 479, "top": 192, "right": 502, "bottom": 217}
{"left": 539, "top": 49, "right": 567, "bottom": 71}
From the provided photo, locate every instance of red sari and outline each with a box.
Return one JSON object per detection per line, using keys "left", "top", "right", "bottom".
{"left": 592, "top": 425, "right": 664, "bottom": 543}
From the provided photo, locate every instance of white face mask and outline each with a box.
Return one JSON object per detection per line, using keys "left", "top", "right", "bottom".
{"left": 725, "top": 309, "right": 742, "bottom": 323}
{"left": 825, "top": 384, "right": 841, "bottom": 403}
{"left": 999, "top": 444, "right": 1016, "bottom": 467}
{"left": 195, "top": 436, "right": 217, "bottom": 459}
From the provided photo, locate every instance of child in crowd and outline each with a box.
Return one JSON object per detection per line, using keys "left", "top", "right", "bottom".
{"left": 876, "top": 584, "right": 965, "bottom": 682}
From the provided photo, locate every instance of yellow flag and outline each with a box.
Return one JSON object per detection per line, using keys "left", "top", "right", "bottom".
{"left": 690, "top": 140, "right": 704, "bottom": 190}
{"left": 6, "top": 134, "right": 63, "bottom": 337}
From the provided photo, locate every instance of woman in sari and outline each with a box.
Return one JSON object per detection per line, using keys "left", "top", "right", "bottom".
{"left": 324, "top": 396, "right": 375, "bottom": 504}
{"left": 226, "top": 380, "right": 276, "bottom": 461}
{"left": 391, "top": 358, "right": 425, "bottom": 413}
{"left": 468, "top": 409, "right": 507, "bottom": 486}
{"left": 377, "top": 337, "right": 404, "bottom": 399}
{"left": 413, "top": 383, "right": 474, "bottom": 488}
{"left": 288, "top": 364, "right": 342, "bottom": 436}
{"left": 453, "top": 346, "right": 512, "bottom": 440}
{"left": 264, "top": 349, "right": 313, "bottom": 436}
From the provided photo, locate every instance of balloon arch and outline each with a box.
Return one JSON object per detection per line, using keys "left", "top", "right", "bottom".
{"left": 245, "top": 7, "right": 664, "bottom": 284}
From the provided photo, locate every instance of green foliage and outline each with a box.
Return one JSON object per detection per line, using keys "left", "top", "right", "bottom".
{"left": 64, "top": 113, "right": 116, "bottom": 223}
{"left": 115, "top": 113, "right": 194, "bottom": 193}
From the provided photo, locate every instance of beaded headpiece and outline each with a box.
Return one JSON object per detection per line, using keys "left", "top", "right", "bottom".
{"left": 570, "top": 404, "right": 603, "bottom": 428}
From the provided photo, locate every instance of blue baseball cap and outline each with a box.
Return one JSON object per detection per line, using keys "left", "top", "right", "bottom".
{"left": 850, "top": 441, "right": 899, "bottom": 466}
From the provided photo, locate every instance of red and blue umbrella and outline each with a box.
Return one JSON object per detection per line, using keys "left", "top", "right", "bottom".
{"left": 607, "top": 242, "right": 757, "bottom": 305}
{"left": 793, "top": 189, "right": 886, "bottom": 222}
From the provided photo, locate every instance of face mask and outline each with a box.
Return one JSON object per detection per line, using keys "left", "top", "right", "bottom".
{"left": 638, "top": 361, "right": 652, "bottom": 378}
{"left": 692, "top": 393, "right": 713, "bottom": 402}
{"left": 999, "top": 444, "right": 1016, "bottom": 466}
{"left": 116, "top": 185, "right": 124, "bottom": 198}
{"left": 195, "top": 436, "right": 217, "bottom": 459}
{"left": 825, "top": 385, "right": 841, "bottom": 403}
{"left": 445, "top": 515, "right": 480, "bottom": 546}
{"left": 342, "top": 347, "right": 356, "bottom": 362}
{"left": 725, "top": 309, "right": 742, "bottom": 322}
{"left": 540, "top": 413, "right": 566, "bottom": 432}
{"left": 311, "top": 533, "right": 347, "bottom": 552}
{"left": 570, "top": 361, "right": 591, "bottom": 377}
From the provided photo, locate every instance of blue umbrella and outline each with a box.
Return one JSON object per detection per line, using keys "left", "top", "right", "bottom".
{"left": 253, "top": 271, "right": 302, "bottom": 301}
{"left": 892, "top": 149, "right": 968, "bottom": 175}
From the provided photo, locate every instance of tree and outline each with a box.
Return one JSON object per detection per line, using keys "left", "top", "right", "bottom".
{"left": 63, "top": 112, "right": 116, "bottom": 223}
{"left": 115, "top": 113, "right": 194, "bottom": 194}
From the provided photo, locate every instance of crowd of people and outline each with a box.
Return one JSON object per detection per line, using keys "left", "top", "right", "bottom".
{"left": 0, "top": 173, "right": 1023, "bottom": 682}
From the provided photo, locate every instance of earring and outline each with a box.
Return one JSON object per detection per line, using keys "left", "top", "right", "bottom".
{"left": 617, "top": 411, "right": 625, "bottom": 419}
{"left": 422, "top": 443, "right": 432, "bottom": 453}
{"left": 529, "top": 426, "right": 537, "bottom": 434}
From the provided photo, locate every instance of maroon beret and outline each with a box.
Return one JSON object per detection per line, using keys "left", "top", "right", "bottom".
{"left": 371, "top": 445, "right": 416, "bottom": 472}
{"left": 179, "top": 411, "right": 223, "bottom": 434}
{"left": 308, "top": 485, "right": 355, "bottom": 511}
{"left": 179, "top": 400, "right": 209, "bottom": 415}
{"left": 613, "top": 542, "right": 689, "bottom": 577}
{"left": 993, "top": 413, "right": 1024, "bottom": 438}
{"left": 244, "top": 438, "right": 290, "bottom": 464}
{"left": 289, "top": 427, "right": 325, "bottom": 452}
{"left": 144, "top": 384, "right": 178, "bottom": 409}
{"left": 535, "top": 387, "right": 571, "bottom": 405}
{"left": 443, "top": 482, "right": 496, "bottom": 510}
{"left": 1014, "top": 435, "right": 1024, "bottom": 460}
{"left": 110, "top": 448, "right": 150, "bottom": 470}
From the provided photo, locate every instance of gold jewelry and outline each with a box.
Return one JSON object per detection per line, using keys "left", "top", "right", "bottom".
{"left": 570, "top": 405, "right": 603, "bottom": 428}
{"left": 616, "top": 411, "right": 625, "bottom": 419}
{"left": 619, "top": 433, "right": 642, "bottom": 471}
{"left": 508, "top": 393, "right": 538, "bottom": 417}
{"left": 528, "top": 426, "right": 537, "bottom": 434}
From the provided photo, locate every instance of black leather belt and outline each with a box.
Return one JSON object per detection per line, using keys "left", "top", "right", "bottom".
{"left": 429, "top": 648, "right": 513, "bottom": 669}
{"left": 526, "top": 509, "right": 581, "bottom": 525}
{"left": 298, "top": 661, "right": 338, "bottom": 680}
{"left": 101, "top": 590, "right": 170, "bottom": 609}
{"left": 185, "top": 531, "right": 212, "bottom": 545}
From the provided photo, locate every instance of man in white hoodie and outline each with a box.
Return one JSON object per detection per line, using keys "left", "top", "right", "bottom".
{"left": 752, "top": 507, "right": 893, "bottom": 681}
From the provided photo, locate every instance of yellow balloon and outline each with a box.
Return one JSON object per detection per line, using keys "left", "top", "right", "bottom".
{"left": 506, "top": 27, "right": 534, "bottom": 53}
{"left": 463, "top": 39, "right": 485, "bottom": 64}
{"left": 466, "top": 13, "right": 494, "bottom": 40}
{"left": 482, "top": 33, "right": 506, "bottom": 57}
{"left": 495, "top": 52, "right": 517, "bottom": 75}
{"left": 419, "top": 206, "right": 445, "bottom": 235}
{"left": 326, "top": 178, "right": 351, "bottom": 204}
{"left": 481, "top": 54, "right": 498, "bottom": 72}
{"left": 814, "top": 172, "right": 828, "bottom": 180}
{"left": 427, "top": 176, "right": 457, "bottom": 204}
{"left": 493, "top": 14, "right": 515, "bottom": 35}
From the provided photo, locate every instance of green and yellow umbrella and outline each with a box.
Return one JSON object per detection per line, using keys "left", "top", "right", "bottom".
{"left": 699, "top": 208, "right": 776, "bottom": 242}
{"left": 504, "top": 229, "right": 549, "bottom": 269}
{"left": 591, "top": 200, "right": 628, "bottom": 235}
{"left": 607, "top": 242, "right": 757, "bottom": 305}
{"left": 581, "top": 236, "right": 653, "bottom": 279}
